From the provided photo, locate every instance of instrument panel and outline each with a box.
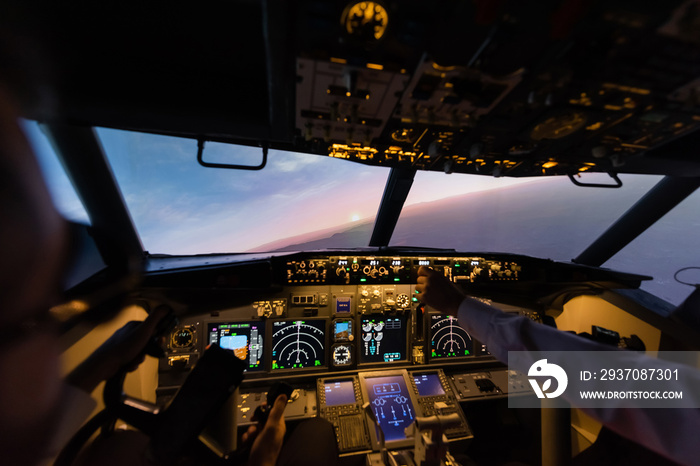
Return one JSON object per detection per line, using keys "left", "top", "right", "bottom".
{"left": 163, "top": 286, "right": 501, "bottom": 378}
{"left": 153, "top": 252, "right": 598, "bottom": 457}
{"left": 158, "top": 251, "right": 646, "bottom": 380}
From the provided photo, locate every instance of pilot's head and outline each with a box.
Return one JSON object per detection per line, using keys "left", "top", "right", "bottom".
{"left": 0, "top": 87, "right": 69, "bottom": 464}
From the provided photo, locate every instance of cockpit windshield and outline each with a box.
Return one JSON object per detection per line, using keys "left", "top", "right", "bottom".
{"left": 24, "top": 122, "right": 700, "bottom": 306}
{"left": 95, "top": 128, "right": 556, "bottom": 255}
{"left": 97, "top": 127, "right": 391, "bottom": 254}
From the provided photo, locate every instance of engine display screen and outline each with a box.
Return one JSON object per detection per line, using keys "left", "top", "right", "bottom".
{"left": 363, "top": 375, "right": 416, "bottom": 442}
{"left": 271, "top": 319, "right": 326, "bottom": 370}
{"left": 413, "top": 373, "right": 445, "bottom": 397}
{"left": 429, "top": 314, "right": 473, "bottom": 359}
{"left": 208, "top": 321, "right": 264, "bottom": 371}
{"left": 324, "top": 379, "right": 356, "bottom": 406}
{"left": 359, "top": 316, "right": 406, "bottom": 363}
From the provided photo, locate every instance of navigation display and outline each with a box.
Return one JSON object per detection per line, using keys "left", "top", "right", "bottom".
{"left": 429, "top": 314, "right": 473, "bottom": 359}
{"left": 208, "top": 321, "right": 264, "bottom": 371}
{"left": 413, "top": 373, "right": 445, "bottom": 397}
{"left": 271, "top": 319, "right": 326, "bottom": 370}
{"left": 363, "top": 375, "right": 416, "bottom": 442}
{"left": 360, "top": 316, "right": 406, "bottom": 363}
{"left": 324, "top": 379, "right": 356, "bottom": 406}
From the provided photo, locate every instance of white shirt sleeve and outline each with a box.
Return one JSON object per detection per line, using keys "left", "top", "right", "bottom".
{"left": 457, "top": 296, "right": 700, "bottom": 466}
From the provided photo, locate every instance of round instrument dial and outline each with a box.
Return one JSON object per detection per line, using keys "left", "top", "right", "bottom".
{"left": 332, "top": 344, "right": 353, "bottom": 366}
{"left": 171, "top": 327, "right": 194, "bottom": 348}
{"left": 342, "top": 1, "right": 389, "bottom": 41}
{"left": 396, "top": 294, "right": 410, "bottom": 308}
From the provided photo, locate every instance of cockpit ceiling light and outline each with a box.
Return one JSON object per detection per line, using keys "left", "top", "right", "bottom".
{"left": 542, "top": 161, "right": 558, "bottom": 169}
{"left": 331, "top": 57, "right": 348, "bottom": 64}
{"left": 50, "top": 300, "right": 90, "bottom": 322}
{"left": 366, "top": 63, "right": 384, "bottom": 70}
{"left": 602, "top": 83, "right": 650, "bottom": 95}
{"left": 432, "top": 63, "right": 458, "bottom": 72}
{"left": 342, "top": 1, "right": 389, "bottom": 41}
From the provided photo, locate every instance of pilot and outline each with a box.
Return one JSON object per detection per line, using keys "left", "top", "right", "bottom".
{"left": 0, "top": 88, "right": 181, "bottom": 464}
{"left": 416, "top": 265, "right": 698, "bottom": 465}
{"left": 0, "top": 88, "right": 337, "bottom": 466}
{"left": 0, "top": 86, "right": 74, "bottom": 465}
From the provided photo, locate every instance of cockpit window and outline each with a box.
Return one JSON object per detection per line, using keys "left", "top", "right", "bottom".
{"left": 96, "top": 127, "right": 390, "bottom": 254}
{"left": 91, "top": 126, "right": 700, "bottom": 306}
{"left": 392, "top": 171, "right": 661, "bottom": 260}
{"left": 393, "top": 171, "right": 700, "bottom": 306}
{"left": 604, "top": 189, "right": 700, "bottom": 306}
{"left": 21, "top": 120, "right": 91, "bottom": 224}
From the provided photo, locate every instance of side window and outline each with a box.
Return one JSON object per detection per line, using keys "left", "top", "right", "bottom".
{"left": 604, "top": 188, "right": 700, "bottom": 306}
{"left": 20, "top": 120, "right": 91, "bottom": 224}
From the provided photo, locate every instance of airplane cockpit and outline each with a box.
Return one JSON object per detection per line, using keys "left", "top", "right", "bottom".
{"left": 2, "top": 1, "right": 700, "bottom": 465}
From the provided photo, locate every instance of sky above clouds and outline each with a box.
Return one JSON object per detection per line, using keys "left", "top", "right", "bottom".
{"left": 26, "top": 122, "right": 542, "bottom": 254}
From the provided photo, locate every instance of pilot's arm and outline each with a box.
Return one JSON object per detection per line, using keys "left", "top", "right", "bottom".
{"left": 416, "top": 265, "right": 700, "bottom": 466}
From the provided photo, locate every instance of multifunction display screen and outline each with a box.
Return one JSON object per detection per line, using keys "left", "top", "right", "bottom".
{"left": 363, "top": 375, "right": 416, "bottom": 442}
{"left": 413, "top": 373, "right": 445, "bottom": 397}
{"left": 360, "top": 316, "right": 406, "bottom": 363}
{"left": 271, "top": 320, "right": 326, "bottom": 370}
{"left": 324, "top": 380, "right": 356, "bottom": 406}
{"left": 429, "top": 314, "right": 473, "bottom": 359}
{"left": 208, "top": 321, "right": 264, "bottom": 371}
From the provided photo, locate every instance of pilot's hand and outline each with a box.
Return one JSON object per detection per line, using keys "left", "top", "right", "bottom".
{"left": 65, "top": 306, "right": 171, "bottom": 393}
{"left": 415, "top": 266, "right": 466, "bottom": 317}
{"left": 246, "top": 394, "right": 288, "bottom": 466}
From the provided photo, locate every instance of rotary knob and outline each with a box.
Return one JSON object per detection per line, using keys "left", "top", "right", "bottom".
{"left": 396, "top": 294, "right": 410, "bottom": 308}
